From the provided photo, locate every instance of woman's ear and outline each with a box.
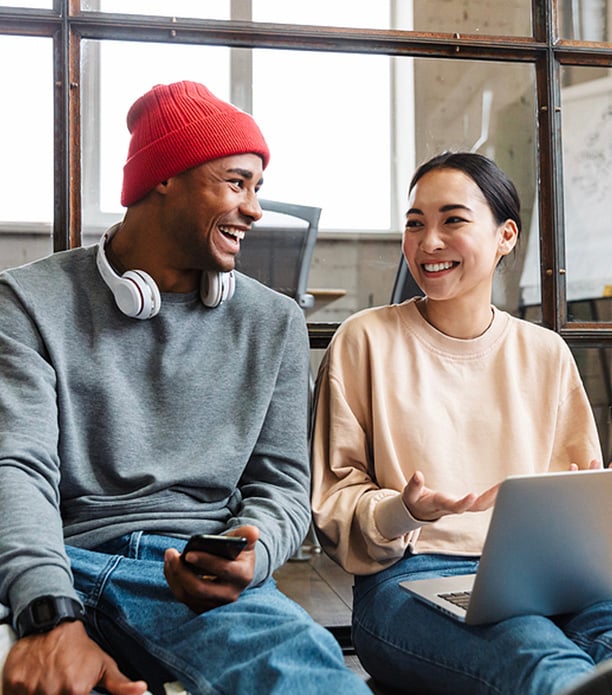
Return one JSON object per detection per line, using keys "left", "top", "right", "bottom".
{"left": 498, "top": 219, "right": 519, "bottom": 256}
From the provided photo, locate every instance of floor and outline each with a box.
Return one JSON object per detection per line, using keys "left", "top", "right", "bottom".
{"left": 273, "top": 542, "right": 391, "bottom": 692}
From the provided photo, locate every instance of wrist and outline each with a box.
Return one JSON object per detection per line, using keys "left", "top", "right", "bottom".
{"left": 16, "top": 595, "right": 85, "bottom": 639}
{"left": 375, "top": 493, "right": 428, "bottom": 540}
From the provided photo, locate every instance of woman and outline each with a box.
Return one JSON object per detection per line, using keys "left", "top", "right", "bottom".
{"left": 311, "top": 152, "right": 611, "bottom": 694}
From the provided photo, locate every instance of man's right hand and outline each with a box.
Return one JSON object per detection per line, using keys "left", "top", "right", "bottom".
{"left": 164, "top": 525, "right": 259, "bottom": 614}
{"left": 2, "top": 620, "right": 148, "bottom": 695}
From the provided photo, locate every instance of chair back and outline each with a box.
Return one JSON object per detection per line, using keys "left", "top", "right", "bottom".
{"left": 236, "top": 200, "right": 321, "bottom": 312}
{"left": 390, "top": 256, "right": 423, "bottom": 303}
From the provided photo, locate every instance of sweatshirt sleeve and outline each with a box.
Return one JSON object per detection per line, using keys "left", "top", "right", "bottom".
{"left": 227, "top": 303, "right": 312, "bottom": 585}
{"left": 310, "top": 326, "right": 423, "bottom": 576}
{"left": 0, "top": 278, "right": 80, "bottom": 618}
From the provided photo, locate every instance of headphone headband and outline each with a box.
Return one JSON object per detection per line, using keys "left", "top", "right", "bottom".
{"left": 96, "top": 225, "right": 234, "bottom": 319}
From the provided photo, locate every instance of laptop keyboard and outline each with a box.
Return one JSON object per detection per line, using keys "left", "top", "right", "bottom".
{"left": 439, "top": 591, "right": 471, "bottom": 609}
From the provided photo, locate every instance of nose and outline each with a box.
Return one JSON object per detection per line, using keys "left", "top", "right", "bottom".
{"left": 241, "top": 191, "right": 263, "bottom": 223}
{"left": 419, "top": 224, "right": 445, "bottom": 253}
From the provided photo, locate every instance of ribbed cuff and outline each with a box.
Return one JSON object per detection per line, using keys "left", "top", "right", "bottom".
{"left": 374, "top": 493, "right": 434, "bottom": 540}
{"left": 8, "top": 565, "right": 78, "bottom": 627}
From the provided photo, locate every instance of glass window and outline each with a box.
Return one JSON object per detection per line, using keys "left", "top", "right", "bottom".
{"left": 411, "top": 0, "right": 531, "bottom": 35}
{"left": 0, "top": 0, "right": 51, "bottom": 7}
{"left": 81, "top": 42, "right": 394, "bottom": 235}
{"left": 80, "top": 0, "right": 531, "bottom": 34}
{"left": 48, "top": 9, "right": 540, "bottom": 332}
{"left": 252, "top": 0, "right": 531, "bottom": 35}
{"left": 81, "top": 39, "right": 231, "bottom": 240}
{"left": 0, "top": 35, "right": 53, "bottom": 271}
{"left": 572, "top": 346, "right": 612, "bottom": 462}
{"left": 252, "top": 0, "right": 390, "bottom": 29}
{"left": 560, "top": 66, "right": 612, "bottom": 323}
{"left": 252, "top": 48, "right": 391, "bottom": 231}
{"left": 4, "top": 0, "right": 605, "bottom": 338}
{"left": 80, "top": 0, "right": 229, "bottom": 18}
{"left": 307, "top": 58, "right": 537, "bottom": 324}
{"left": 558, "top": 0, "right": 612, "bottom": 41}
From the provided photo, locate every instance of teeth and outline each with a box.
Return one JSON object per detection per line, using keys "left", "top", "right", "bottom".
{"left": 219, "top": 226, "right": 245, "bottom": 241}
{"left": 424, "top": 261, "right": 455, "bottom": 272}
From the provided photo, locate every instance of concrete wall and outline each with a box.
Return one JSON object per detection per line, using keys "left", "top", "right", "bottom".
{"left": 306, "top": 235, "right": 402, "bottom": 323}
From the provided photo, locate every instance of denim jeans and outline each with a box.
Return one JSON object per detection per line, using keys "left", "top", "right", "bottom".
{"left": 67, "top": 532, "right": 369, "bottom": 695}
{"left": 352, "top": 553, "right": 612, "bottom": 694}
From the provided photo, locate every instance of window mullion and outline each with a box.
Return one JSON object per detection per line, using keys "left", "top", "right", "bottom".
{"left": 534, "top": 1, "right": 566, "bottom": 332}
{"left": 53, "top": 0, "right": 70, "bottom": 252}
{"left": 230, "top": 0, "right": 252, "bottom": 112}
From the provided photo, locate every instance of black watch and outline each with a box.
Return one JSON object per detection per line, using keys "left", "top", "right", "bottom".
{"left": 16, "top": 596, "right": 85, "bottom": 638}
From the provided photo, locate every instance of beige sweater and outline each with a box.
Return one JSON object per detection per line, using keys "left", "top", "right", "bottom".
{"left": 311, "top": 299, "right": 602, "bottom": 576}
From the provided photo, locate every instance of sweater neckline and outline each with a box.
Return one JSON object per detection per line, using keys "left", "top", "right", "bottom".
{"left": 398, "top": 297, "right": 510, "bottom": 358}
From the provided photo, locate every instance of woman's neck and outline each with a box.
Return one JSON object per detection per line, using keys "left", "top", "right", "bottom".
{"left": 416, "top": 296, "right": 494, "bottom": 339}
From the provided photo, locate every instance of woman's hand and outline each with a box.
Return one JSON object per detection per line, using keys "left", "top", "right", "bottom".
{"left": 568, "top": 458, "right": 608, "bottom": 471}
{"left": 402, "top": 470, "right": 499, "bottom": 522}
{"left": 403, "top": 460, "right": 611, "bottom": 524}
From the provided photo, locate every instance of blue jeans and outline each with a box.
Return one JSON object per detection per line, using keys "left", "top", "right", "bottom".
{"left": 67, "top": 532, "right": 369, "bottom": 695}
{"left": 352, "top": 553, "right": 612, "bottom": 694}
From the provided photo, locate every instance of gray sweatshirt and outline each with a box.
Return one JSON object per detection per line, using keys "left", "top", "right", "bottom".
{"left": 0, "top": 243, "right": 311, "bottom": 619}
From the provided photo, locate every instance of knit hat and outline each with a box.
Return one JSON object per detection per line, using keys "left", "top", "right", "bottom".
{"left": 121, "top": 81, "right": 270, "bottom": 207}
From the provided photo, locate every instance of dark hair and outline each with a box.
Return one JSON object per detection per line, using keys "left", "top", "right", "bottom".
{"left": 409, "top": 152, "right": 522, "bottom": 238}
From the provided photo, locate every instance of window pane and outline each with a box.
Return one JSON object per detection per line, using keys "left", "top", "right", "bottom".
{"left": 81, "top": 48, "right": 536, "bottom": 325}
{"left": 571, "top": 346, "right": 612, "bottom": 463}
{"left": 558, "top": 0, "right": 611, "bottom": 41}
{"left": 252, "top": 0, "right": 389, "bottom": 29}
{"left": 0, "top": 0, "right": 51, "bottom": 6}
{"left": 254, "top": 0, "right": 531, "bottom": 34}
{"left": 561, "top": 66, "right": 612, "bottom": 323}
{"left": 308, "top": 58, "right": 537, "bottom": 324}
{"left": 81, "top": 0, "right": 531, "bottom": 34}
{"left": 0, "top": 35, "right": 53, "bottom": 271}
{"left": 81, "top": 39, "right": 230, "bottom": 238}
{"left": 252, "top": 48, "right": 391, "bottom": 230}
{"left": 81, "top": 42, "right": 393, "bottom": 234}
{"left": 412, "top": 0, "right": 531, "bottom": 35}
{"left": 81, "top": 0, "right": 229, "bottom": 18}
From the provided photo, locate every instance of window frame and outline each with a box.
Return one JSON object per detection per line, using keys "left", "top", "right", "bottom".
{"left": 0, "top": 0, "right": 611, "bottom": 348}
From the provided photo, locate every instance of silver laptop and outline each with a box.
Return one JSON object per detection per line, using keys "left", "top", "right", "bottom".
{"left": 399, "top": 469, "right": 612, "bottom": 625}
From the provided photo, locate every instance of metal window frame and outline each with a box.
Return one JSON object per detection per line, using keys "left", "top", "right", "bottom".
{"left": 1, "top": 0, "right": 611, "bottom": 346}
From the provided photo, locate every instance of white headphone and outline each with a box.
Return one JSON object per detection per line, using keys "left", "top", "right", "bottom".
{"left": 96, "top": 226, "right": 235, "bottom": 320}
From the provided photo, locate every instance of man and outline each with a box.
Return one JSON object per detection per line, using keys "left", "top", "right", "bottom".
{"left": 0, "top": 81, "right": 369, "bottom": 695}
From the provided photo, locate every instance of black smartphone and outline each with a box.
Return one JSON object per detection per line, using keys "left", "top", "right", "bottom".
{"left": 181, "top": 533, "right": 248, "bottom": 562}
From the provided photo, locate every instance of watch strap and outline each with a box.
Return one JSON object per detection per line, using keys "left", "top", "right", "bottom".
{"left": 16, "top": 595, "right": 85, "bottom": 639}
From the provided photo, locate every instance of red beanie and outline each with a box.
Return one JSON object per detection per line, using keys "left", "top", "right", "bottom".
{"left": 121, "top": 81, "right": 270, "bottom": 207}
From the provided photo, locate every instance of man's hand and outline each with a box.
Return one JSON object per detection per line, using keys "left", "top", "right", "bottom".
{"left": 402, "top": 471, "right": 499, "bottom": 522}
{"left": 164, "top": 525, "right": 259, "bottom": 614}
{"left": 2, "top": 620, "right": 148, "bottom": 695}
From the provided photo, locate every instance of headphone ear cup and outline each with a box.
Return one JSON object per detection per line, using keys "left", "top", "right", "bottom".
{"left": 223, "top": 271, "right": 236, "bottom": 302}
{"left": 200, "top": 271, "right": 221, "bottom": 308}
{"left": 201, "top": 271, "right": 235, "bottom": 308}
{"left": 118, "top": 270, "right": 161, "bottom": 320}
{"left": 96, "top": 232, "right": 161, "bottom": 320}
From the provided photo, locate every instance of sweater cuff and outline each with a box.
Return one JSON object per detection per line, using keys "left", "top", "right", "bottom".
{"left": 8, "top": 565, "right": 79, "bottom": 627}
{"left": 250, "top": 538, "right": 271, "bottom": 587}
{"left": 374, "top": 493, "right": 433, "bottom": 540}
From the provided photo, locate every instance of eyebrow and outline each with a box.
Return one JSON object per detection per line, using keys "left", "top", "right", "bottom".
{"left": 406, "top": 203, "right": 472, "bottom": 216}
{"left": 227, "top": 167, "right": 264, "bottom": 187}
